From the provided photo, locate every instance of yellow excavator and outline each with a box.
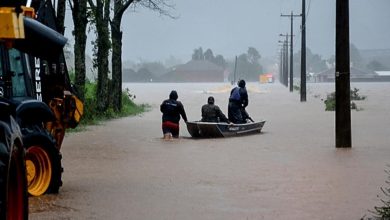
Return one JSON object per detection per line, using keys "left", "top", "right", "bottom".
{"left": 1, "top": 0, "right": 83, "bottom": 218}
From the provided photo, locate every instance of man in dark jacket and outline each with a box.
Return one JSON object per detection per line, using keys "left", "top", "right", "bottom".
{"left": 228, "top": 79, "right": 249, "bottom": 124}
{"left": 160, "top": 90, "right": 188, "bottom": 139}
{"left": 201, "top": 96, "right": 229, "bottom": 123}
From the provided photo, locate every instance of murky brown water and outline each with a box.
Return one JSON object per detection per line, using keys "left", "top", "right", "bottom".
{"left": 30, "top": 82, "right": 390, "bottom": 219}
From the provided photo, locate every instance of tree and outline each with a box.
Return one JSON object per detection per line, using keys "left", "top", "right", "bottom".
{"left": 247, "top": 47, "right": 260, "bottom": 64}
{"left": 214, "top": 54, "right": 226, "bottom": 68}
{"left": 204, "top": 48, "right": 214, "bottom": 62}
{"left": 190, "top": 47, "right": 226, "bottom": 68}
{"left": 138, "top": 62, "right": 167, "bottom": 77}
{"left": 233, "top": 47, "right": 263, "bottom": 81}
{"left": 56, "top": 0, "right": 67, "bottom": 34}
{"left": 292, "top": 48, "right": 327, "bottom": 76}
{"left": 88, "top": 0, "right": 111, "bottom": 112}
{"left": 110, "top": 0, "right": 175, "bottom": 111}
{"left": 164, "top": 55, "right": 182, "bottom": 68}
{"left": 69, "top": 0, "right": 88, "bottom": 101}
{"left": 192, "top": 47, "right": 204, "bottom": 60}
{"left": 305, "top": 48, "right": 327, "bottom": 72}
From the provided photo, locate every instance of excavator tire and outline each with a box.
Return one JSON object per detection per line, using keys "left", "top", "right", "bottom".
{"left": 23, "top": 126, "right": 62, "bottom": 196}
{"left": 0, "top": 136, "right": 28, "bottom": 220}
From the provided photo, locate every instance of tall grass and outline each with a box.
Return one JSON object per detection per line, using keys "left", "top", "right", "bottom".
{"left": 74, "top": 82, "right": 148, "bottom": 128}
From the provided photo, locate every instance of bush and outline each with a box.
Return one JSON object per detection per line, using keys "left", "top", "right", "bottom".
{"left": 362, "top": 166, "right": 390, "bottom": 220}
{"left": 323, "top": 87, "right": 366, "bottom": 111}
{"left": 351, "top": 88, "right": 366, "bottom": 101}
{"left": 75, "top": 82, "right": 148, "bottom": 127}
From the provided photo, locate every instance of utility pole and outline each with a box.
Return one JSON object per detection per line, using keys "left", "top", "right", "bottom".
{"left": 278, "top": 43, "right": 284, "bottom": 85}
{"left": 284, "top": 35, "right": 289, "bottom": 87}
{"left": 281, "top": 11, "right": 301, "bottom": 92}
{"left": 283, "top": 38, "right": 288, "bottom": 87}
{"left": 335, "top": 0, "right": 351, "bottom": 148}
{"left": 233, "top": 55, "right": 238, "bottom": 84}
{"left": 280, "top": 34, "right": 293, "bottom": 88}
{"left": 279, "top": 38, "right": 288, "bottom": 87}
{"left": 300, "top": 0, "right": 306, "bottom": 102}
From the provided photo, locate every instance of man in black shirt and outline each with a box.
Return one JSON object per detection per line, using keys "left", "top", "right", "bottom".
{"left": 160, "top": 90, "right": 187, "bottom": 139}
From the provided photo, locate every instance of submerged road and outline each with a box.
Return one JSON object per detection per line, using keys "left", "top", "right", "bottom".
{"left": 30, "top": 82, "right": 390, "bottom": 219}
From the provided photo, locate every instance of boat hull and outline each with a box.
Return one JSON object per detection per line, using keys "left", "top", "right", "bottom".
{"left": 186, "top": 121, "right": 265, "bottom": 138}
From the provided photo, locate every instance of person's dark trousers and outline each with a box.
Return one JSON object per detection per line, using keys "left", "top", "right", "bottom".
{"left": 228, "top": 102, "right": 244, "bottom": 124}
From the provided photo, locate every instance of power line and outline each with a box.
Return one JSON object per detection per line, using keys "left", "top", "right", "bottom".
{"left": 306, "top": 0, "right": 312, "bottom": 20}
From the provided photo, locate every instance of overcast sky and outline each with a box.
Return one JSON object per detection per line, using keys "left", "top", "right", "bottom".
{"left": 65, "top": 0, "right": 390, "bottom": 63}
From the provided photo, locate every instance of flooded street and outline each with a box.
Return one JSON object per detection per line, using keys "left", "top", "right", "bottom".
{"left": 30, "top": 82, "right": 390, "bottom": 219}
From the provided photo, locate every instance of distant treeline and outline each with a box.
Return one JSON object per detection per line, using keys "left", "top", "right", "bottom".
{"left": 123, "top": 47, "right": 264, "bottom": 82}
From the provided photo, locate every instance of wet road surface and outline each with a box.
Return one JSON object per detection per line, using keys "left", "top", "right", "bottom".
{"left": 30, "top": 82, "right": 390, "bottom": 219}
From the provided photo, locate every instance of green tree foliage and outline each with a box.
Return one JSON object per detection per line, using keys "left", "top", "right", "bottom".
{"left": 204, "top": 48, "right": 214, "bottom": 61}
{"left": 79, "top": 82, "right": 147, "bottom": 126}
{"left": 247, "top": 47, "right": 261, "bottom": 64}
{"left": 323, "top": 88, "right": 366, "bottom": 111}
{"left": 214, "top": 55, "right": 227, "bottom": 68}
{"left": 306, "top": 48, "right": 327, "bottom": 73}
{"left": 293, "top": 48, "right": 327, "bottom": 76}
{"left": 362, "top": 166, "right": 390, "bottom": 220}
{"left": 192, "top": 47, "right": 204, "bottom": 60}
{"left": 191, "top": 47, "right": 227, "bottom": 68}
{"left": 233, "top": 47, "right": 263, "bottom": 81}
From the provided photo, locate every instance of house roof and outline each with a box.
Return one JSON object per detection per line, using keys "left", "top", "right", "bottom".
{"left": 316, "top": 67, "right": 377, "bottom": 78}
{"left": 157, "top": 60, "right": 225, "bottom": 82}
{"left": 375, "top": 71, "right": 390, "bottom": 76}
{"left": 175, "top": 60, "right": 224, "bottom": 72}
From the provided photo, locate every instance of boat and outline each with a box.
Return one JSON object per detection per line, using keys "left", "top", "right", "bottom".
{"left": 186, "top": 120, "right": 266, "bottom": 138}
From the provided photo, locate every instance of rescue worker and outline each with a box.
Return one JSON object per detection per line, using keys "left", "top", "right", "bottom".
{"left": 228, "top": 79, "right": 249, "bottom": 124}
{"left": 160, "top": 90, "right": 188, "bottom": 139}
{"left": 201, "top": 96, "right": 230, "bottom": 123}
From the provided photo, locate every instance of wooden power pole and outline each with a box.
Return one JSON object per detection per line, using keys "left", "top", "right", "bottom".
{"left": 281, "top": 11, "right": 300, "bottom": 92}
{"left": 335, "top": 0, "right": 352, "bottom": 148}
{"left": 300, "top": 0, "right": 306, "bottom": 102}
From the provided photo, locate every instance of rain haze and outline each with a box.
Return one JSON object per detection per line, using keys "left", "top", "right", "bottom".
{"left": 29, "top": 1, "right": 390, "bottom": 219}
{"left": 64, "top": 0, "right": 390, "bottom": 63}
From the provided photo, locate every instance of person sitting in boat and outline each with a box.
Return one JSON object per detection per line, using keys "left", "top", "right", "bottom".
{"left": 201, "top": 96, "right": 230, "bottom": 123}
{"left": 160, "top": 90, "right": 188, "bottom": 139}
{"left": 228, "top": 79, "right": 249, "bottom": 124}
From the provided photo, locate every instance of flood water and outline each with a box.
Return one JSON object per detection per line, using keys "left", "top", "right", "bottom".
{"left": 30, "top": 82, "right": 390, "bottom": 220}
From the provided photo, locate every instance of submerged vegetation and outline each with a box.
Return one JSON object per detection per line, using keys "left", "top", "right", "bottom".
{"left": 324, "top": 88, "right": 366, "bottom": 111}
{"left": 362, "top": 166, "right": 390, "bottom": 220}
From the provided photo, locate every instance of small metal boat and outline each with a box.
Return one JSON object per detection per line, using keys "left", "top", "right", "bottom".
{"left": 186, "top": 120, "right": 266, "bottom": 138}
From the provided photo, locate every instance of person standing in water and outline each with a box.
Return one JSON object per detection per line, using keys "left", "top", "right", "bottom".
{"left": 160, "top": 90, "right": 188, "bottom": 139}
{"left": 228, "top": 79, "right": 249, "bottom": 124}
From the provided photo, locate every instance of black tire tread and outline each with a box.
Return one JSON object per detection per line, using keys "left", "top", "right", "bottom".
{"left": 22, "top": 126, "right": 63, "bottom": 195}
